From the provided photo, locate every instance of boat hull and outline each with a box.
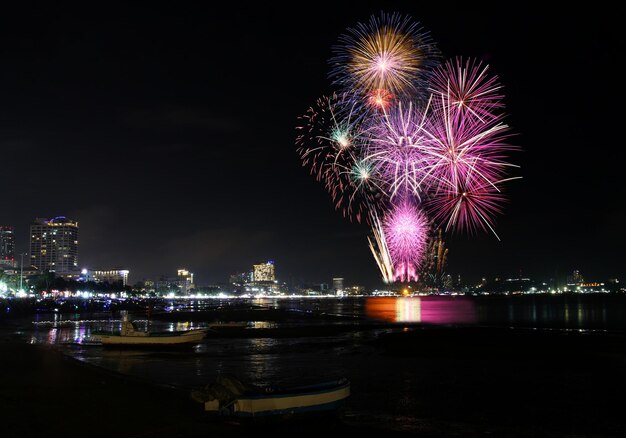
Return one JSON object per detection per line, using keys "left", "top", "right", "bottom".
{"left": 204, "top": 380, "right": 350, "bottom": 418}
{"left": 98, "top": 329, "right": 206, "bottom": 347}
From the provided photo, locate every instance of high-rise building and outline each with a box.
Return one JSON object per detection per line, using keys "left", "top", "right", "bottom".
{"left": 30, "top": 217, "right": 79, "bottom": 274}
{"left": 177, "top": 269, "right": 194, "bottom": 294}
{"left": 332, "top": 277, "right": 344, "bottom": 294}
{"left": 253, "top": 261, "right": 275, "bottom": 282}
{"left": 0, "top": 226, "right": 16, "bottom": 268}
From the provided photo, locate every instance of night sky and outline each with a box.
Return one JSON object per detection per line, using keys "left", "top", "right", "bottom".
{"left": 1, "top": 3, "right": 623, "bottom": 288}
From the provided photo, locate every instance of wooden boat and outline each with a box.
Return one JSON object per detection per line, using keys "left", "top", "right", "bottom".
{"left": 191, "top": 375, "right": 350, "bottom": 418}
{"left": 93, "top": 319, "right": 206, "bottom": 347}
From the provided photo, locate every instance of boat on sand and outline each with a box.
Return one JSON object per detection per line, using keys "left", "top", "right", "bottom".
{"left": 191, "top": 375, "right": 350, "bottom": 418}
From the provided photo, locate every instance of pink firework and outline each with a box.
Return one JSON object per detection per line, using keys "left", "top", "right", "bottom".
{"left": 365, "top": 101, "right": 429, "bottom": 199}
{"left": 420, "top": 64, "right": 519, "bottom": 237}
{"left": 383, "top": 200, "right": 429, "bottom": 282}
{"left": 425, "top": 170, "right": 508, "bottom": 238}
{"left": 429, "top": 57, "right": 504, "bottom": 123}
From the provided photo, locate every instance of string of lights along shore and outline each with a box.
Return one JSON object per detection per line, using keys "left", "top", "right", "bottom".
{"left": 297, "top": 12, "right": 520, "bottom": 284}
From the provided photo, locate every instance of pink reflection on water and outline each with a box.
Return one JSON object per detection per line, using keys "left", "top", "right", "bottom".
{"left": 366, "top": 297, "right": 477, "bottom": 324}
{"left": 47, "top": 328, "right": 58, "bottom": 344}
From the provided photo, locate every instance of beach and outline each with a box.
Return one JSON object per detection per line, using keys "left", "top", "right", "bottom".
{"left": 3, "top": 295, "right": 626, "bottom": 437}
{"left": 0, "top": 336, "right": 214, "bottom": 437}
{"left": 2, "top": 325, "right": 626, "bottom": 437}
{"left": 0, "top": 331, "right": 401, "bottom": 437}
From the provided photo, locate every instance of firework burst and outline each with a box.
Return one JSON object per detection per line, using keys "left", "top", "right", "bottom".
{"left": 365, "top": 101, "right": 430, "bottom": 200}
{"left": 329, "top": 12, "right": 439, "bottom": 100}
{"left": 429, "top": 58, "right": 504, "bottom": 123}
{"left": 367, "top": 88, "right": 395, "bottom": 111}
{"left": 383, "top": 199, "right": 429, "bottom": 282}
{"left": 425, "top": 171, "right": 508, "bottom": 238}
{"left": 296, "top": 93, "right": 382, "bottom": 222}
{"left": 420, "top": 87, "right": 519, "bottom": 236}
{"left": 297, "top": 12, "right": 520, "bottom": 284}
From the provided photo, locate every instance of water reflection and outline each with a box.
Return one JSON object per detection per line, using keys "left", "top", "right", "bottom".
{"left": 47, "top": 327, "right": 58, "bottom": 344}
{"left": 22, "top": 295, "right": 626, "bottom": 348}
{"left": 491, "top": 295, "right": 612, "bottom": 329}
{"left": 365, "top": 297, "right": 478, "bottom": 325}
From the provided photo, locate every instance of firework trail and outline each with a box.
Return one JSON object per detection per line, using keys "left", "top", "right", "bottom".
{"left": 297, "top": 12, "right": 520, "bottom": 283}
{"left": 367, "top": 211, "right": 395, "bottom": 284}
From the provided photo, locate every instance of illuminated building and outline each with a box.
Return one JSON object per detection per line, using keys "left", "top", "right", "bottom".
{"left": 156, "top": 269, "right": 195, "bottom": 295}
{"left": 177, "top": 269, "right": 194, "bottom": 293}
{"left": 344, "top": 285, "right": 365, "bottom": 296}
{"left": 295, "top": 283, "right": 329, "bottom": 295}
{"left": 0, "top": 226, "right": 16, "bottom": 268}
{"left": 29, "top": 217, "right": 79, "bottom": 274}
{"left": 332, "top": 277, "right": 344, "bottom": 294}
{"left": 83, "top": 268, "right": 130, "bottom": 286}
{"left": 253, "top": 261, "right": 275, "bottom": 282}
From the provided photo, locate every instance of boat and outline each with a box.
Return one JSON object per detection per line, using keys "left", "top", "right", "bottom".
{"left": 91, "top": 318, "right": 207, "bottom": 347}
{"left": 191, "top": 375, "right": 350, "bottom": 418}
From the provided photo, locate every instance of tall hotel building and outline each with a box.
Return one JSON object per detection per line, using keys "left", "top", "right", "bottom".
{"left": 253, "top": 261, "right": 275, "bottom": 282}
{"left": 30, "top": 217, "right": 79, "bottom": 274}
{"left": 0, "top": 225, "right": 16, "bottom": 268}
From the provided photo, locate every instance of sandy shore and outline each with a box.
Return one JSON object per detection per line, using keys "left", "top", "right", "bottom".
{"left": 0, "top": 336, "right": 224, "bottom": 437}
{"left": 0, "top": 331, "right": 398, "bottom": 437}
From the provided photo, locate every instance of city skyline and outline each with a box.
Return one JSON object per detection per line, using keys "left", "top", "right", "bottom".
{"left": 1, "top": 3, "right": 623, "bottom": 287}
{"left": 0, "top": 216, "right": 616, "bottom": 289}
